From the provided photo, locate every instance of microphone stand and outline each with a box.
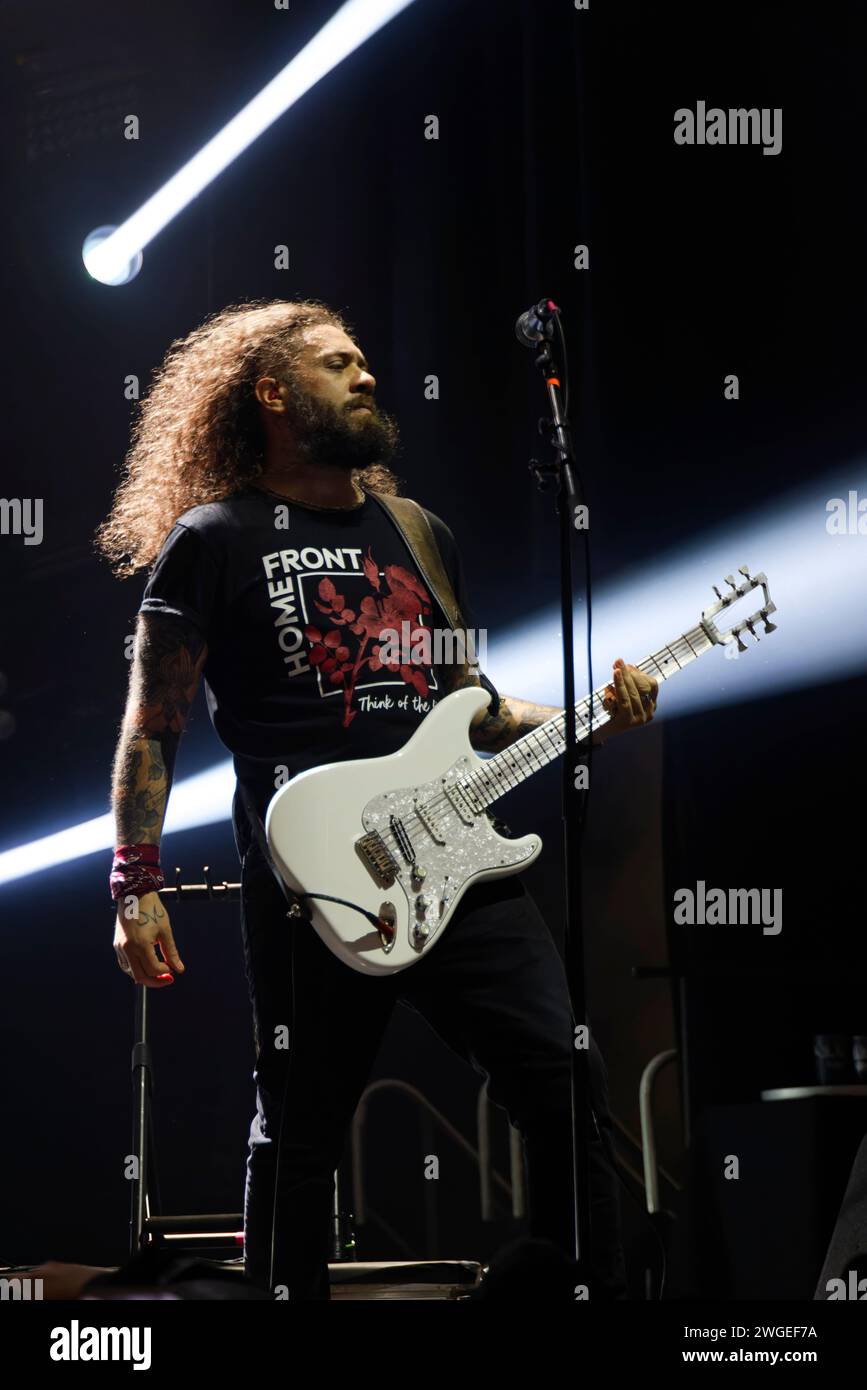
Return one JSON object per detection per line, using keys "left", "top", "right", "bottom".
{"left": 526, "top": 316, "right": 596, "bottom": 1288}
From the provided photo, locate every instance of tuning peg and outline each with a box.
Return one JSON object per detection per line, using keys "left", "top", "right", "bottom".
{"left": 758, "top": 603, "right": 777, "bottom": 634}
{"left": 738, "top": 564, "right": 751, "bottom": 580}
{"left": 724, "top": 575, "right": 738, "bottom": 591}
{"left": 735, "top": 632, "right": 748, "bottom": 653}
{"left": 712, "top": 585, "right": 722, "bottom": 599}
{"left": 745, "top": 620, "right": 760, "bottom": 641}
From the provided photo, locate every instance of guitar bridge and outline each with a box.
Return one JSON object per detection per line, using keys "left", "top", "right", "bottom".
{"left": 356, "top": 831, "right": 398, "bottom": 888}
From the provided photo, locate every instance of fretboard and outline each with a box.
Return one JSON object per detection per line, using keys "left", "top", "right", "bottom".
{"left": 461, "top": 622, "right": 714, "bottom": 807}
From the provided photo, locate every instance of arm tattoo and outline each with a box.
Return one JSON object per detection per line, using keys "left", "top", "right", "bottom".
{"left": 111, "top": 614, "right": 208, "bottom": 845}
{"left": 441, "top": 669, "right": 561, "bottom": 754}
{"left": 471, "top": 694, "right": 561, "bottom": 753}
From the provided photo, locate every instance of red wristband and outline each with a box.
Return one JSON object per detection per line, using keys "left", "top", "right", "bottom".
{"left": 110, "top": 844, "right": 165, "bottom": 903}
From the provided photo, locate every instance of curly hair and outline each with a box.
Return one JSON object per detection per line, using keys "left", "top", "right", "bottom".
{"left": 95, "top": 298, "right": 401, "bottom": 577}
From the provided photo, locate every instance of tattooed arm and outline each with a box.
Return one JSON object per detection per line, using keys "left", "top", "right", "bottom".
{"left": 111, "top": 613, "right": 207, "bottom": 987}
{"left": 450, "top": 663, "right": 657, "bottom": 755}
{"left": 433, "top": 663, "right": 572, "bottom": 754}
{"left": 112, "top": 612, "right": 208, "bottom": 842}
{"left": 466, "top": 684, "right": 606, "bottom": 754}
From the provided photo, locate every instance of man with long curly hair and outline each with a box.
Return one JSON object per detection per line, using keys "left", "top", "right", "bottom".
{"left": 99, "top": 298, "right": 658, "bottom": 1300}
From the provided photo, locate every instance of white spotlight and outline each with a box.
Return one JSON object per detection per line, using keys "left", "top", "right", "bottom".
{"left": 83, "top": 0, "right": 417, "bottom": 285}
{"left": 82, "top": 225, "right": 143, "bottom": 286}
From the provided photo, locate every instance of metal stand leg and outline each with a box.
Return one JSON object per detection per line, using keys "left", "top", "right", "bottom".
{"left": 331, "top": 1160, "right": 358, "bottom": 1262}
{"left": 638, "top": 1048, "right": 679, "bottom": 1300}
{"left": 130, "top": 985, "right": 161, "bottom": 1254}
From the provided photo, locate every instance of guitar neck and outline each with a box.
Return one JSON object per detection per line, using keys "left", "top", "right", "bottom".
{"left": 464, "top": 620, "right": 715, "bottom": 808}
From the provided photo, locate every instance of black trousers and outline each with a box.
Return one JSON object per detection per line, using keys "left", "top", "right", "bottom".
{"left": 239, "top": 841, "right": 628, "bottom": 1299}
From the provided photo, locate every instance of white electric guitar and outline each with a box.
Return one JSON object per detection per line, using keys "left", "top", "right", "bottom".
{"left": 266, "top": 566, "right": 776, "bottom": 975}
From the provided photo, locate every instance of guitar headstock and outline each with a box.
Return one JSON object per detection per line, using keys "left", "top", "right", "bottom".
{"left": 700, "top": 565, "right": 777, "bottom": 653}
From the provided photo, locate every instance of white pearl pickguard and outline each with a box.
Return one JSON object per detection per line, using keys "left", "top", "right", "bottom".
{"left": 265, "top": 687, "right": 542, "bottom": 975}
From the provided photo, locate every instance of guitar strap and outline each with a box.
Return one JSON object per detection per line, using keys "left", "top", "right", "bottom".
{"left": 368, "top": 491, "right": 594, "bottom": 769}
{"left": 365, "top": 489, "right": 479, "bottom": 691}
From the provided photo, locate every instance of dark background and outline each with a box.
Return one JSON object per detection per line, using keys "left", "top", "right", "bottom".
{"left": 1, "top": 0, "right": 865, "bottom": 1298}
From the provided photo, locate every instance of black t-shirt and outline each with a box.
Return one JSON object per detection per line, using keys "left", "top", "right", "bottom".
{"left": 138, "top": 484, "right": 500, "bottom": 852}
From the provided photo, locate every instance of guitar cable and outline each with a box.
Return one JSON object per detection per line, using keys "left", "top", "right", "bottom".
{"left": 287, "top": 889, "right": 385, "bottom": 931}
{"left": 241, "top": 782, "right": 393, "bottom": 928}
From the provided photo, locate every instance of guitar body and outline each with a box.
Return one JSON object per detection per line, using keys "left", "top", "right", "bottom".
{"left": 265, "top": 687, "right": 542, "bottom": 974}
{"left": 265, "top": 565, "right": 776, "bottom": 975}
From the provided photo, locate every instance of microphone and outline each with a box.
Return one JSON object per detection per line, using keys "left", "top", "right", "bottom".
{"left": 515, "top": 298, "right": 560, "bottom": 348}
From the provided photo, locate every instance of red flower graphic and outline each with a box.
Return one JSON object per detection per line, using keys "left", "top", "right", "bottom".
{"left": 302, "top": 546, "right": 433, "bottom": 726}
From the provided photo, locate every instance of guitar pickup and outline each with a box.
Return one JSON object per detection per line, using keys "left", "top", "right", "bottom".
{"left": 414, "top": 798, "right": 446, "bottom": 845}
{"left": 443, "top": 781, "right": 481, "bottom": 826}
{"left": 389, "top": 813, "right": 416, "bottom": 865}
{"left": 356, "top": 831, "right": 399, "bottom": 888}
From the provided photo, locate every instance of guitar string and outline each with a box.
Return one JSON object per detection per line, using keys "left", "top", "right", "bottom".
{"left": 428, "top": 638, "right": 699, "bottom": 815}
{"left": 373, "top": 630, "right": 709, "bottom": 863}
{"left": 385, "top": 639, "right": 696, "bottom": 848}
{"left": 378, "top": 622, "right": 705, "bottom": 840}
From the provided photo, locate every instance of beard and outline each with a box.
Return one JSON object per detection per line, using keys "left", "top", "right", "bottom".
{"left": 280, "top": 380, "right": 400, "bottom": 472}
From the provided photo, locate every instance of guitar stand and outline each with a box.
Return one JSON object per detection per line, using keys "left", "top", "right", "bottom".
{"left": 127, "top": 864, "right": 357, "bottom": 1268}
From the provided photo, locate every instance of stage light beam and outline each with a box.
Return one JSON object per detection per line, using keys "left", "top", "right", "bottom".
{"left": 1, "top": 466, "right": 864, "bottom": 886}
{"left": 0, "top": 762, "right": 235, "bottom": 888}
{"left": 83, "top": 0, "right": 417, "bottom": 285}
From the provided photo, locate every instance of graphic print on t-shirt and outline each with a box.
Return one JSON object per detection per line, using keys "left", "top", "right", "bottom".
{"left": 261, "top": 541, "right": 439, "bottom": 727}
